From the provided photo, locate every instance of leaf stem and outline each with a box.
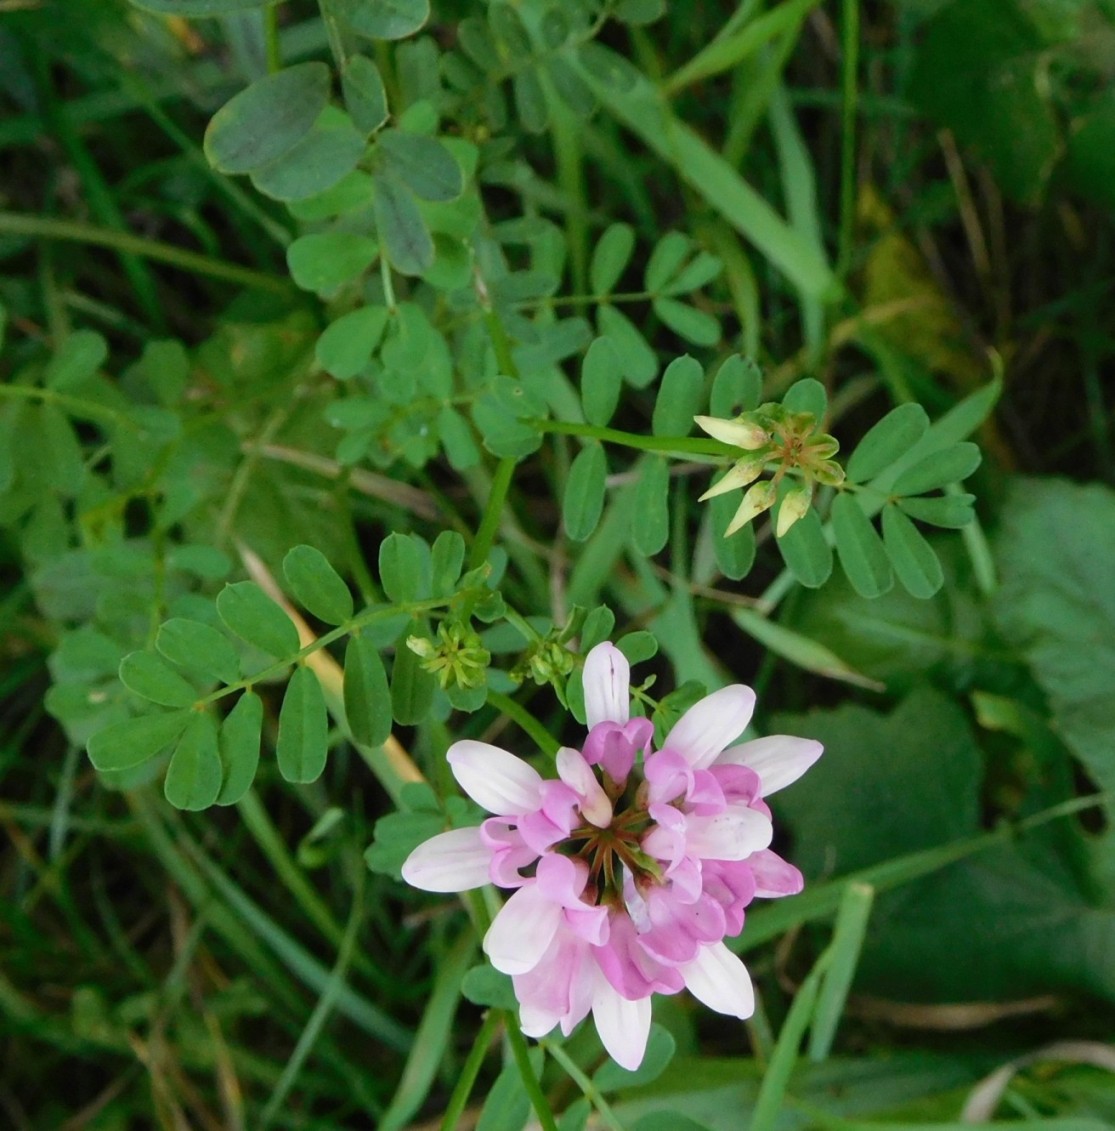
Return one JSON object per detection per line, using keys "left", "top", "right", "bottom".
{"left": 540, "top": 1039, "right": 625, "bottom": 1131}
{"left": 469, "top": 457, "right": 516, "bottom": 570}
{"left": 486, "top": 691, "right": 559, "bottom": 758}
{"left": 0, "top": 212, "right": 290, "bottom": 293}
{"left": 504, "top": 1016, "right": 559, "bottom": 1131}
{"left": 836, "top": 0, "right": 860, "bottom": 280}
{"left": 438, "top": 1008, "right": 502, "bottom": 1131}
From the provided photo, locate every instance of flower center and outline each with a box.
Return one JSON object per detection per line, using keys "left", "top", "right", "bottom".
{"left": 559, "top": 798, "right": 662, "bottom": 905}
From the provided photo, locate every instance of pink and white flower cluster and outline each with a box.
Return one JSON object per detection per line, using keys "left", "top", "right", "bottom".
{"left": 402, "top": 642, "right": 821, "bottom": 1069}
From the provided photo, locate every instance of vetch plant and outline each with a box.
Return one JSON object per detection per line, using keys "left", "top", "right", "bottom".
{"left": 402, "top": 642, "right": 821, "bottom": 1068}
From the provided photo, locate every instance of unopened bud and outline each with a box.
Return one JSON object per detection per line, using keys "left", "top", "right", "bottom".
{"left": 776, "top": 485, "right": 812, "bottom": 538}
{"left": 694, "top": 414, "right": 770, "bottom": 451}
{"left": 725, "top": 480, "right": 777, "bottom": 535}
{"left": 698, "top": 454, "right": 768, "bottom": 501}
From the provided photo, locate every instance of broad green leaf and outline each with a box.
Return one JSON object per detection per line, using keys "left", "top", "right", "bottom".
{"left": 374, "top": 172, "right": 434, "bottom": 275}
{"left": 594, "top": 1024, "right": 676, "bottom": 1092}
{"left": 651, "top": 355, "right": 703, "bottom": 436}
{"left": 471, "top": 395, "right": 541, "bottom": 458}
{"left": 662, "top": 251, "right": 722, "bottom": 296}
{"left": 632, "top": 457, "right": 670, "bottom": 556}
{"left": 87, "top": 710, "right": 192, "bottom": 772}
{"left": 882, "top": 505, "right": 944, "bottom": 599}
{"left": 164, "top": 713, "right": 222, "bottom": 811}
{"left": 598, "top": 304, "right": 657, "bottom": 388}
{"left": 776, "top": 505, "right": 832, "bottom": 588}
{"left": 45, "top": 330, "right": 107, "bottom": 390}
{"left": 379, "top": 532, "right": 430, "bottom": 604}
{"left": 617, "top": 630, "right": 658, "bottom": 664}
{"left": 250, "top": 110, "right": 365, "bottom": 202}
{"left": 546, "top": 55, "right": 596, "bottom": 116}
{"left": 995, "top": 479, "right": 1115, "bottom": 808}
{"left": 204, "top": 62, "right": 330, "bottom": 174}
{"left": 335, "top": 0, "right": 429, "bottom": 39}
{"left": 157, "top": 618, "right": 241, "bottom": 686}
{"left": 132, "top": 0, "right": 273, "bottom": 12}
{"left": 215, "top": 691, "right": 262, "bottom": 806}
{"left": 645, "top": 231, "right": 691, "bottom": 293}
{"left": 378, "top": 130, "right": 463, "bottom": 202}
{"left": 512, "top": 67, "right": 548, "bottom": 134}
{"left": 119, "top": 651, "right": 198, "bottom": 708}
{"left": 437, "top": 406, "right": 481, "bottom": 470}
{"left": 581, "top": 337, "right": 623, "bottom": 427}
{"left": 287, "top": 233, "right": 378, "bottom": 295}
{"left": 653, "top": 297, "right": 720, "bottom": 346}
{"left": 460, "top": 965, "right": 517, "bottom": 1010}
{"left": 316, "top": 306, "right": 389, "bottom": 380}
{"left": 898, "top": 494, "right": 976, "bottom": 528}
{"left": 391, "top": 625, "right": 436, "bottom": 725}
{"left": 40, "top": 406, "right": 84, "bottom": 495}
{"left": 832, "top": 493, "right": 893, "bottom": 599}
{"left": 343, "top": 54, "right": 389, "bottom": 133}
{"left": 283, "top": 545, "right": 354, "bottom": 625}
{"left": 577, "top": 41, "right": 641, "bottom": 93}
{"left": 590, "top": 222, "right": 635, "bottom": 295}
{"left": 782, "top": 377, "right": 827, "bottom": 420}
{"left": 891, "top": 441, "right": 981, "bottom": 497}
{"left": 580, "top": 606, "right": 616, "bottom": 652}
{"left": 846, "top": 402, "right": 930, "bottom": 483}
{"left": 430, "top": 530, "right": 466, "bottom": 596}
{"left": 344, "top": 635, "right": 393, "bottom": 747}
{"left": 710, "top": 354, "right": 762, "bottom": 417}
{"left": 710, "top": 491, "right": 756, "bottom": 580}
{"left": 276, "top": 667, "right": 329, "bottom": 783}
{"left": 563, "top": 442, "right": 608, "bottom": 542}
{"left": 217, "top": 581, "right": 300, "bottom": 659}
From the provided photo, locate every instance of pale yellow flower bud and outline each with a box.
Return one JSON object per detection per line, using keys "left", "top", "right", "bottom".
{"left": 694, "top": 414, "right": 770, "bottom": 451}
{"left": 775, "top": 485, "right": 812, "bottom": 538}
{"left": 698, "top": 454, "right": 767, "bottom": 501}
{"left": 725, "top": 480, "right": 777, "bottom": 535}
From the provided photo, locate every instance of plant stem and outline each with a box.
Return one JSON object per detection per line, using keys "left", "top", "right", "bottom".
{"left": 504, "top": 1017, "right": 560, "bottom": 1131}
{"left": 836, "top": 0, "right": 860, "bottom": 280}
{"left": 487, "top": 691, "right": 559, "bottom": 757}
{"left": 469, "top": 457, "right": 516, "bottom": 570}
{"left": 263, "top": 3, "right": 282, "bottom": 72}
{"left": 535, "top": 418, "right": 726, "bottom": 457}
{"left": 438, "top": 1009, "right": 502, "bottom": 1131}
{"left": 540, "top": 1039, "right": 626, "bottom": 1131}
{"left": 0, "top": 212, "right": 290, "bottom": 293}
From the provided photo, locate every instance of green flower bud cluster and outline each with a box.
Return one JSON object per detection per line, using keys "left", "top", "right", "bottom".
{"left": 407, "top": 620, "right": 490, "bottom": 690}
{"left": 695, "top": 403, "right": 843, "bottom": 537}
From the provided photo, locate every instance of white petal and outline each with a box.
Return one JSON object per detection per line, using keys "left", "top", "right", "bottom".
{"left": 556, "top": 746, "right": 613, "bottom": 827}
{"left": 448, "top": 740, "right": 544, "bottom": 815}
{"left": 483, "top": 885, "right": 562, "bottom": 975}
{"left": 685, "top": 808, "right": 772, "bottom": 860}
{"left": 401, "top": 827, "right": 493, "bottom": 892}
{"left": 591, "top": 978, "right": 652, "bottom": 1071}
{"left": 663, "top": 685, "right": 756, "bottom": 770}
{"left": 583, "top": 642, "right": 630, "bottom": 728}
{"left": 681, "top": 942, "right": 754, "bottom": 1018}
{"left": 694, "top": 415, "right": 769, "bottom": 450}
{"left": 717, "top": 735, "right": 823, "bottom": 795}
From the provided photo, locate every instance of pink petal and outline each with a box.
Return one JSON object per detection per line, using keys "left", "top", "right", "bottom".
{"left": 484, "top": 883, "right": 563, "bottom": 975}
{"left": 591, "top": 974, "right": 653, "bottom": 1070}
{"left": 749, "top": 848, "right": 804, "bottom": 898}
{"left": 583, "top": 642, "right": 630, "bottom": 728}
{"left": 663, "top": 685, "right": 756, "bottom": 770}
{"left": 401, "top": 827, "right": 492, "bottom": 892}
{"left": 717, "top": 734, "right": 822, "bottom": 796}
{"left": 556, "top": 746, "right": 613, "bottom": 827}
{"left": 681, "top": 941, "right": 755, "bottom": 1018}
{"left": 447, "top": 740, "right": 544, "bottom": 815}
{"left": 685, "top": 807, "right": 772, "bottom": 860}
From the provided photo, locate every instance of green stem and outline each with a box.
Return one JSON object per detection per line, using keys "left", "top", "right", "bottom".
{"left": 504, "top": 1016, "right": 559, "bottom": 1131}
{"left": 836, "top": 0, "right": 860, "bottom": 280}
{"left": 0, "top": 380, "right": 132, "bottom": 428}
{"left": 198, "top": 596, "right": 454, "bottom": 707}
{"left": 487, "top": 691, "right": 559, "bottom": 757}
{"left": 263, "top": 3, "right": 282, "bottom": 72}
{"left": 535, "top": 418, "right": 726, "bottom": 457}
{"left": 0, "top": 212, "right": 290, "bottom": 293}
{"left": 317, "top": 0, "right": 348, "bottom": 72}
{"left": 541, "top": 1039, "right": 625, "bottom": 1131}
{"left": 438, "top": 1009, "right": 502, "bottom": 1131}
{"left": 469, "top": 457, "right": 516, "bottom": 570}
